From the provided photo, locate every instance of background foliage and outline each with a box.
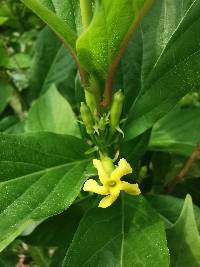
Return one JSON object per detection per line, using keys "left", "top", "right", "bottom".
{"left": 0, "top": 0, "right": 200, "bottom": 266}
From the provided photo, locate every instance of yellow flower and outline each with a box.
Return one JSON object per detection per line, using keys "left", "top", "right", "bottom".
{"left": 83, "top": 157, "right": 141, "bottom": 208}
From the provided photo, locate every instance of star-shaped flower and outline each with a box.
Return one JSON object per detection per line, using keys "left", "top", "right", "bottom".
{"left": 83, "top": 157, "right": 141, "bottom": 208}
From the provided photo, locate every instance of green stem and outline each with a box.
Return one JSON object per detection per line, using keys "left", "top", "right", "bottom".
{"left": 80, "top": 0, "right": 93, "bottom": 29}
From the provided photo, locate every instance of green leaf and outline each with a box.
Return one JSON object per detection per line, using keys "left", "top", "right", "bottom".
{"left": 0, "top": 81, "right": 13, "bottom": 114}
{"left": 63, "top": 195, "right": 169, "bottom": 267}
{"left": 151, "top": 152, "right": 200, "bottom": 190}
{"left": 38, "top": 0, "right": 83, "bottom": 35}
{"left": 26, "top": 85, "right": 80, "bottom": 136}
{"left": 20, "top": 0, "right": 77, "bottom": 51}
{"left": 148, "top": 194, "right": 200, "bottom": 230}
{"left": 172, "top": 178, "right": 200, "bottom": 206}
{"left": 0, "top": 132, "right": 91, "bottom": 251}
{"left": 7, "top": 53, "right": 32, "bottom": 69}
{"left": 125, "top": 0, "right": 200, "bottom": 140}
{"left": 149, "top": 105, "right": 200, "bottom": 156}
{"left": 0, "top": 117, "right": 19, "bottom": 132}
{"left": 50, "top": 247, "right": 67, "bottom": 267}
{"left": 0, "top": 43, "right": 9, "bottom": 68}
{"left": 4, "top": 121, "right": 25, "bottom": 135}
{"left": 76, "top": 0, "right": 152, "bottom": 79}
{"left": 29, "top": 27, "right": 76, "bottom": 101}
{"left": 22, "top": 199, "right": 89, "bottom": 247}
{"left": 121, "top": 129, "right": 151, "bottom": 166}
{"left": 112, "top": 30, "right": 143, "bottom": 113}
{"left": 167, "top": 195, "right": 200, "bottom": 267}
{"left": 0, "top": 16, "right": 8, "bottom": 25}
{"left": 28, "top": 246, "right": 50, "bottom": 267}
{"left": 121, "top": 30, "right": 143, "bottom": 113}
{"left": 0, "top": 244, "right": 18, "bottom": 267}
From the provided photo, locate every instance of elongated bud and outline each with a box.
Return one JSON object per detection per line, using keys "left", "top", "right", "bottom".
{"left": 85, "top": 89, "right": 97, "bottom": 113}
{"left": 110, "top": 90, "right": 124, "bottom": 132}
{"left": 100, "top": 156, "right": 114, "bottom": 176}
{"left": 80, "top": 102, "right": 94, "bottom": 134}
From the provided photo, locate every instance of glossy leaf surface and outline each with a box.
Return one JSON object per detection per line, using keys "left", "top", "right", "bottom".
{"left": 125, "top": 0, "right": 200, "bottom": 140}
{"left": 167, "top": 195, "right": 200, "bottom": 266}
{"left": 0, "top": 132, "right": 91, "bottom": 251}
{"left": 77, "top": 0, "right": 152, "bottom": 78}
{"left": 150, "top": 106, "right": 200, "bottom": 156}
{"left": 63, "top": 195, "right": 169, "bottom": 267}
{"left": 26, "top": 85, "right": 80, "bottom": 136}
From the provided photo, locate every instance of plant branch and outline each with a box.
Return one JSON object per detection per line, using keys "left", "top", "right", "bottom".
{"left": 167, "top": 143, "right": 200, "bottom": 193}
{"left": 63, "top": 41, "right": 89, "bottom": 87}
{"left": 102, "top": 0, "right": 154, "bottom": 107}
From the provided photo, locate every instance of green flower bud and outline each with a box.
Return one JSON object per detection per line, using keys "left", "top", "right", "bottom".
{"left": 100, "top": 156, "right": 115, "bottom": 176}
{"left": 110, "top": 89, "right": 124, "bottom": 132}
{"left": 85, "top": 89, "right": 97, "bottom": 113}
{"left": 80, "top": 102, "right": 94, "bottom": 134}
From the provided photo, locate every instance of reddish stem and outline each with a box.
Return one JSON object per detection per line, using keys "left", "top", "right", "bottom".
{"left": 102, "top": 0, "right": 154, "bottom": 107}
{"left": 63, "top": 43, "right": 89, "bottom": 87}
{"left": 167, "top": 143, "right": 200, "bottom": 193}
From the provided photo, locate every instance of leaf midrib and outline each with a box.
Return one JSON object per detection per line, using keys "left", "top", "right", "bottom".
{"left": 144, "top": 23, "right": 200, "bottom": 94}
{"left": 151, "top": 0, "right": 197, "bottom": 72}
{"left": 0, "top": 159, "right": 90, "bottom": 185}
{"left": 128, "top": 45, "right": 200, "bottom": 129}
{"left": 0, "top": 162, "right": 87, "bottom": 251}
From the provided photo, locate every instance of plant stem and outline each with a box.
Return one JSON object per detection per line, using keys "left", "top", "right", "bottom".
{"left": 102, "top": 0, "right": 154, "bottom": 107}
{"left": 80, "top": 0, "right": 93, "bottom": 29}
{"left": 167, "top": 143, "right": 200, "bottom": 193}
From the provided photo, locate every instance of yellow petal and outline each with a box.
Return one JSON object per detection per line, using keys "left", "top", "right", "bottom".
{"left": 93, "top": 159, "right": 109, "bottom": 184}
{"left": 120, "top": 181, "right": 141, "bottom": 195}
{"left": 98, "top": 194, "right": 119, "bottom": 208}
{"left": 110, "top": 158, "right": 132, "bottom": 181}
{"left": 83, "top": 179, "right": 108, "bottom": 195}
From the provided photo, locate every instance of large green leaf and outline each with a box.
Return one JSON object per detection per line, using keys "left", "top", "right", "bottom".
{"left": 20, "top": 0, "right": 78, "bottom": 51}
{"left": 26, "top": 85, "right": 80, "bottom": 136}
{"left": 0, "top": 81, "right": 13, "bottom": 114}
{"left": 148, "top": 194, "right": 200, "bottom": 230}
{"left": 121, "top": 30, "right": 143, "bottom": 113}
{"left": 0, "top": 132, "right": 91, "bottom": 251}
{"left": 149, "top": 106, "right": 200, "bottom": 156}
{"left": 167, "top": 195, "right": 200, "bottom": 267}
{"left": 125, "top": 0, "right": 200, "bottom": 140}
{"left": 22, "top": 196, "right": 93, "bottom": 247}
{"left": 29, "top": 27, "right": 76, "bottom": 101}
{"left": 40, "top": 0, "right": 83, "bottom": 33}
{"left": 22, "top": 205, "right": 83, "bottom": 247}
{"left": 76, "top": 0, "right": 152, "bottom": 79}
{"left": 112, "top": 29, "right": 143, "bottom": 113}
{"left": 63, "top": 195, "right": 169, "bottom": 267}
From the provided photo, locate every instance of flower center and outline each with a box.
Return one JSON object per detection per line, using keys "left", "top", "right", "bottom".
{"left": 108, "top": 180, "right": 117, "bottom": 187}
